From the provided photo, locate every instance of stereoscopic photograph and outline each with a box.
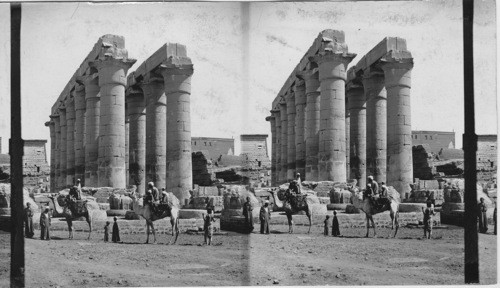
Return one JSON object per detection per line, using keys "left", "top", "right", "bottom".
{"left": 0, "top": 0, "right": 497, "bottom": 287}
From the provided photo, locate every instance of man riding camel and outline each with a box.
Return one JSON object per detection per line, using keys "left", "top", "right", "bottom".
{"left": 366, "top": 176, "right": 383, "bottom": 210}
{"left": 145, "top": 182, "right": 160, "bottom": 214}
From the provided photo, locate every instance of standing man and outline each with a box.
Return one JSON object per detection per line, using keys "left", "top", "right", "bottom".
{"left": 259, "top": 200, "right": 271, "bottom": 234}
{"left": 478, "top": 197, "right": 489, "bottom": 233}
{"left": 40, "top": 207, "right": 51, "bottom": 240}
{"left": 367, "top": 176, "right": 379, "bottom": 196}
{"left": 24, "top": 202, "right": 34, "bottom": 238}
{"left": 242, "top": 196, "right": 254, "bottom": 232}
{"left": 148, "top": 182, "right": 160, "bottom": 203}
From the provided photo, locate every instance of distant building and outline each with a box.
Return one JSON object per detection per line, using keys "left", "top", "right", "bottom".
{"left": 23, "top": 140, "right": 49, "bottom": 175}
{"left": 191, "top": 137, "right": 234, "bottom": 159}
{"left": 477, "top": 135, "right": 497, "bottom": 183}
{"left": 240, "top": 134, "right": 270, "bottom": 167}
{"left": 411, "top": 130, "right": 455, "bottom": 154}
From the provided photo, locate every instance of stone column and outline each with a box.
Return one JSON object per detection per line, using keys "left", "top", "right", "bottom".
{"left": 279, "top": 100, "right": 288, "bottom": 183}
{"left": 294, "top": 79, "right": 306, "bottom": 180}
{"left": 345, "top": 100, "right": 350, "bottom": 181}
{"left": 58, "top": 104, "right": 67, "bottom": 189}
{"left": 127, "top": 87, "right": 146, "bottom": 195}
{"left": 286, "top": 89, "right": 296, "bottom": 180}
{"left": 83, "top": 74, "right": 100, "bottom": 187}
{"left": 381, "top": 53, "right": 414, "bottom": 197}
{"left": 125, "top": 105, "right": 130, "bottom": 187}
{"left": 46, "top": 120, "right": 56, "bottom": 192}
{"left": 302, "top": 67, "right": 320, "bottom": 181}
{"left": 74, "top": 83, "right": 86, "bottom": 185}
{"left": 52, "top": 115, "right": 61, "bottom": 191}
{"left": 65, "top": 96, "right": 76, "bottom": 186}
{"left": 266, "top": 115, "right": 277, "bottom": 186}
{"left": 142, "top": 74, "right": 167, "bottom": 190}
{"left": 271, "top": 109, "right": 281, "bottom": 185}
{"left": 363, "top": 69, "right": 387, "bottom": 185}
{"left": 93, "top": 57, "right": 136, "bottom": 188}
{"left": 314, "top": 52, "right": 355, "bottom": 182}
{"left": 347, "top": 80, "right": 366, "bottom": 188}
{"left": 160, "top": 57, "right": 194, "bottom": 204}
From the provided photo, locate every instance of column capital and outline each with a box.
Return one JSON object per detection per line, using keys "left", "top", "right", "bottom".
{"left": 90, "top": 56, "right": 137, "bottom": 71}
{"left": 126, "top": 85, "right": 144, "bottom": 101}
{"left": 49, "top": 113, "right": 60, "bottom": 120}
{"left": 265, "top": 115, "right": 275, "bottom": 122}
{"left": 159, "top": 56, "right": 194, "bottom": 76}
{"left": 311, "top": 51, "right": 356, "bottom": 66}
{"left": 58, "top": 102, "right": 66, "bottom": 111}
{"left": 380, "top": 51, "right": 414, "bottom": 70}
{"left": 44, "top": 121, "right": 52, "bottom": 127}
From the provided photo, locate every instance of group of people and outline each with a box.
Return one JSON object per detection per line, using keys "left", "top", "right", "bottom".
{"left": 103, "top": 216, "right": 121, "bottom": 243}
{"left": 242, "top": 196, "right": 271, "bottom": 234}
{"left": 143, "top": 182, "right": 172, "bottom": 214}
{"left": 364, "top": 176, "right": 388, "bottom": 210}
{"left": 323, "top": 211, "right": 341, "bottom": 236}
{"left": 24, "top": 202, "right": 52, "bottom": 240}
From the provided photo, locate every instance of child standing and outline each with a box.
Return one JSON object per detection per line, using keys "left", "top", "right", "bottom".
{"left": 332, "top": 210, "right": 340, "bottom": 236}
{"left": 203, "top": 208, "right": 216, "bottom": 245}
{"left": 104, "top": 221, "right": 110, "bottom": 242}
{"left": 323, "top": 215, "right": 330, "bottom": 235}
{"left": 422, "top": 201, "right": 436, "bottom": 239}
{"left": 112, "top": 217, "right": 121, "bottom": 243}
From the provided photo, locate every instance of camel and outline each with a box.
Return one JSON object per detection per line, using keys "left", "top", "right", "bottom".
{"left": 350, "top": 187, "right": 400, "bottom": 238}
{"left": 269, "top": 187, "right": 312, "bottom": 234}
{"left": 129, "top": 192, "right": 180, "bottom": 244}
{"left": 48, "top": 194, "right": 97, "bottom": 240}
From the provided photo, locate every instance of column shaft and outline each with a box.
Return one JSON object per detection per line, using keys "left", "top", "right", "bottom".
{"left": 127, "top": 91, "right": 146, "bottom": 195}
{"left": 345, "top": 107, "right": 350, "bottom": 180}
{"left": 279, "top": 101, "right": 288, "bottom": 183}
{"left": 347, "top": 83, "right": 366, "bottom": 188}
{"left": 74, "top": 84, "right": 86, "bottom": 185}
{"left": 382, "top": 60, "right": 413, "bottom": 197}
{"left": 95, "top": 58, "right": 135, "bottom": 188}
{"left": 363, "top": 71, "right": 387, "bottom": 184}
{"left": 316, "top": 53, "right": 354, "bottom": 182}
{"left": 286, "top": 92, "right": 296, "bottom": 180}
{"left": 161, "top": 60, "right": 194, "bottom": 204}
{"left": 304, "top": 68, "right": 320, "bottom": 181}
{"left": 58, "top": 106, "right": 67, "bottom": 189}
{"left": 84, "top": 75, "right": 100, "bottom": 187}
{"left": 125, "top": 110, "right": 130, "bottom": 187}
{"left": 53, "top": 116, "right": 61, "bottom": 191}
{"left": 272, "top": 109, "right": 282, "bottom": 184}
{"left": 142, "top": 77, "right": 167, "bottom": 190}
{"left": 47, "top": 120, "right": 56, "bottom": 192}
{"left": 294, "top": 80, "right": 306, "bottom": 180}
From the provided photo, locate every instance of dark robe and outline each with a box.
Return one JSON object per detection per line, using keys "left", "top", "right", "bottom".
{"left": 478, "top": 202, "right": 488, "bottom": 233}
{"left": 24, "top": 207, "right": 34, "bottom": 238}
{"left": 40, "top": 212, "right": 51, "bottom": 240}
{"left": 259, "top": 206, "right": 271, "bottom": 234}
{"left": 104, "top": 225, "right": 109, "bottom": 242}
{"left": 332, "top": 215, "right": 340, "bottom": 236}
{"left": 242, "top": 201, "right": 254, "bottom": 231}
{"left": 112, "top": 222, "right": 121, "bottom": 243}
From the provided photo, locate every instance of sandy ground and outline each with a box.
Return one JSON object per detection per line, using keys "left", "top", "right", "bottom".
{"left": 9, "top": 221, "right": 494, "bottom": 287}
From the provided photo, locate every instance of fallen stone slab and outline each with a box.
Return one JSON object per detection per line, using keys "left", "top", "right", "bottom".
{"left": 399, "top": 203, "right": 427, "bottom": 213}
{"left": 107, "top": 209, "right": 128, "bottom": 217}
{"left": 345, "top": 204, "right": 360, "bottom": 214}
{"left": 179, "top": 209, "right": 205, "bottom": 219}
{"left": 125, "top": 211, "right": 141, "bottom": 220}
{"left": 326, "top": 203, "right": 348, "bottom": 211}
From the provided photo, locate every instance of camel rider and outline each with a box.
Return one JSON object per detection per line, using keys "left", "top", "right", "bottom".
{"left": 295, "top": 173, "right": 303, "bottom": 194}
{"left": 68, "top": 179, "right": 82, "bottom": 203}
{"left": 380, "top": 182, "right": 388, "bottom": 198}
{"left": 160, "top": 188, "right": 169, "bottom": 204}
{"left": 364, "top": 183, "right": 373, "bottom": 200}
{"left": 367, "top": 176, "right": 379, "bottom": 196}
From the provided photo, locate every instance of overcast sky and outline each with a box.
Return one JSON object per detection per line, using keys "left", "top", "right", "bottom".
{"left": 0, "top": 0, "right": 497, "bottom": 158}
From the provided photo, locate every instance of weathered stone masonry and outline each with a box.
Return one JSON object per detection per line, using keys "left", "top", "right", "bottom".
{"left": 267, "top": 31, "right": 414, "bottom": 198}
{"left": 47, "top": 36, "right": 195, "bottom": 204}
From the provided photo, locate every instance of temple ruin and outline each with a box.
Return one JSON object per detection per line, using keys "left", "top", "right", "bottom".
{"left": 266, "top": 30, "right": 414, "bottom": 197}
{"left": 46, "top": 35, "right": 194, "bottom": 204}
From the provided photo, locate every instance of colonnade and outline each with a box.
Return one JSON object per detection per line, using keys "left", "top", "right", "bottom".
{"left": 46, "top": 35, "right": 194, "bottom": 204}
{"left": 267, "top": 31, "right": 414, "bottom": 197}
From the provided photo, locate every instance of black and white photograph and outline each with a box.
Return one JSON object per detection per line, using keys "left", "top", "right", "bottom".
{"left": 0, "top": 0, "right": 497, "bottom": 286}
